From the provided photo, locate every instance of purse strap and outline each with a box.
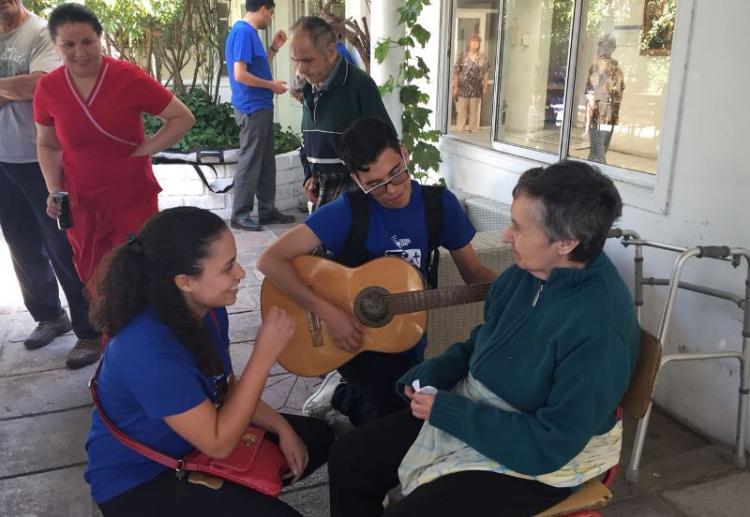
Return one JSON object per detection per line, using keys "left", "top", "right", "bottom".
{"left": 88, "top": 308, "right": 225, "bottom": 473}
{"left": 89, "top": 360, "right": 185, "bottom": 471}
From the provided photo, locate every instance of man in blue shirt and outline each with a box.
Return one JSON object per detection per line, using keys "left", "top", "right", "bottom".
{"left": 258, "top": 119, "right": 496, "bottom": 426}
{"left": 225, "top": 0, "right": 294, "bottom": 231}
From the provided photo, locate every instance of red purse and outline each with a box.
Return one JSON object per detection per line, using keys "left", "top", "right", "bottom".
{"left": 89, "top": 329, "right": 290, "bottom": 496}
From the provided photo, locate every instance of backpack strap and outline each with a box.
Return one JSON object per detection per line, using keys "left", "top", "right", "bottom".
{"left": 422, "top": 185, "right": 445, "bottom": 288}
{"left": 337, "top": 190, "right": 371, "bottom": 267}
{"left": 337, "top": 185, "right": 445, "bottom": 287}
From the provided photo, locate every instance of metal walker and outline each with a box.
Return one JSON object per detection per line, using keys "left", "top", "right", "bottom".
{"left": 608, "top": 229, "right": 750, "bottom": 482}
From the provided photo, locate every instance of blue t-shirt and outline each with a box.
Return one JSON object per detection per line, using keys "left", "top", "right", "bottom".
{"left": 225, "top": 21, "right": 274, "bottom": 114}
{"left": 84, "top": 307, "right": 232, "bottom": 503}
{"left": 335, "top": 42, "right": 356, "bottom": 66}
{"left": 305, "top": 182, "right": 476, "bottom": 357}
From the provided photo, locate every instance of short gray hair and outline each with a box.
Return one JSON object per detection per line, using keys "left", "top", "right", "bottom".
{"left": 292, "top": 16, "right": 336, "bottom": 53}
{"left": 512, "top": 161, "right": 622, "bottom": 263}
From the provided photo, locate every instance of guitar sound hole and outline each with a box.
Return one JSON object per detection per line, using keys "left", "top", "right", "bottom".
{"left": 354, "top": 287, "right": 392, "bottom": 328}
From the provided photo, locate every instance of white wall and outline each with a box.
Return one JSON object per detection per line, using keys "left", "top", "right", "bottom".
{"left": 415, "top": 0, "right": 442, "bottom": 130}
{"left": 271, "top": 0, "right": 304, "bottom": 131}
{"left": 499, "top": 2, "right": 550, "bottom": 133}
{"left": 439, "top": 0, "right": 750, "bottom": 449}
{"left": 370, "top": 0, "right": 406, "bottom": 134}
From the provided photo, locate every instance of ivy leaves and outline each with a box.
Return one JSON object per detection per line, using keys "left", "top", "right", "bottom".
{"left": 374, "top": 0, "right": 441, "bottom": 183}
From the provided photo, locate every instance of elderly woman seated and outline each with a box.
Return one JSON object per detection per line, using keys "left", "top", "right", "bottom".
{"left": 327, "top": 160, "right": 640, "bottom": 517}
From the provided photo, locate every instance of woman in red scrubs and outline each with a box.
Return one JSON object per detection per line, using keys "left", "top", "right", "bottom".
{"left": 33, "top": 3, "right": 194, "bottom": 283}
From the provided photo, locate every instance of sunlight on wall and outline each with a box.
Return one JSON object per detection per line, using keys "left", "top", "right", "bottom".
{"left": 0, "top": 239, "right": 24, "bottom": 311}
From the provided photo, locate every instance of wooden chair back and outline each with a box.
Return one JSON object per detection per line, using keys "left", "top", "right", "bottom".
{"left": 619, "top": 329, "right": 662, "bottom": 419}
{"left": 535, "top": 329, "right": 662, "bottom": 517}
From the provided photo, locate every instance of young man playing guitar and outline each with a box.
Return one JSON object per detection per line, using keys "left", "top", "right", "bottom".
{"left": 257, "top": 118, "right": 496, "bottom": 426}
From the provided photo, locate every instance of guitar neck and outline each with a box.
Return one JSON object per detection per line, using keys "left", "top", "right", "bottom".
{"left": 388, "top": 283, "right": 491, "bottom": 315}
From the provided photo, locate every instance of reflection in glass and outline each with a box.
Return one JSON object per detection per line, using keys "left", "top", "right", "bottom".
{"left": 447, "top": 0, "right": 500, "bottom": 147}
{"left": 453, "top": 34, "right": 490, "bottom": 133}
{"left": 582, "top": 33, "right": 625, "bottom": 163}
{"left": 568, "top": 0, "right": 678, "bottom": 174}
{"left": 494, "top": 0, "right": 573, "bottom": 154}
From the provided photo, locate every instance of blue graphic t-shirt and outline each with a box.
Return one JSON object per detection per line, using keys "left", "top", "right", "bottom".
{"left": 225, "top": 20, "right": 273, "bottom": 114}
{"left": 305, "top": 181, "right": 476, "bottom": 357}
{"left": 84, "top": 307, "right": 232, "bottom": 503}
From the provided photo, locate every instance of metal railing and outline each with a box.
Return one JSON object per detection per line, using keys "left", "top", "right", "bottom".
{"left": 608, "top": 228, "right": 750, "bottom": 481}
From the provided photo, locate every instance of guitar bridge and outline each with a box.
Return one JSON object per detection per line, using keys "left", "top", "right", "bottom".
{"left": 306, "top": 311, "right": 323, "bottom": 347}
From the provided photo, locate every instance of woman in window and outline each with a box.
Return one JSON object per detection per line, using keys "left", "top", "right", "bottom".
{"left": 452, "top": 34, "right": 489, "bottom": 133}
{"left": 84, "top": 207, "right": 333, "bottom": 516}
{"left": 583, "top": 33, "right": 625, "bottom": 164}
{"left": 33, "top": 3, "right": 194, "bottom": 285}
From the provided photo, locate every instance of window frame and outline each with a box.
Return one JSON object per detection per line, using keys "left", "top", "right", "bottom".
{"left": 439, "top": 0, "right": 696, "bottom": 215}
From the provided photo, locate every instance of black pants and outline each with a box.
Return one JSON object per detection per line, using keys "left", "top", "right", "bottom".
{"left": 98, "top": 413, "right": 334, "bottom": 517}
{"left": 587, "top": 124, "right": 615, "bottom": 164}
{"left": 328, "top": 409, "right": 572, "bottom": 517}
{"left": 0, "top": 161, "right": 96, "bottom": 338}
{"left": 334, "top": 351, "right": 421, "bottom": 426}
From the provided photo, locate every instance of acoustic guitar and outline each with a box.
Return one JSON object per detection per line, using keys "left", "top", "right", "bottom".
{"left": 260, "top": 255, "right": 491, "bottom": 376}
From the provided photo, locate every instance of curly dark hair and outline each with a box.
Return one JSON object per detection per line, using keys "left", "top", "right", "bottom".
{"left": 89, "top": 207, "right": 228, "bottom": 376}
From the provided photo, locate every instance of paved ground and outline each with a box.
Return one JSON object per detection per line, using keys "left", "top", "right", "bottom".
{"left": 1, "top": 216, "right": 749, "bottom": 516}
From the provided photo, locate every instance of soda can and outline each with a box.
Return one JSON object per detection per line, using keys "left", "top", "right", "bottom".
{"left": 52, "top": 192, "right": 73, "bottom": 230}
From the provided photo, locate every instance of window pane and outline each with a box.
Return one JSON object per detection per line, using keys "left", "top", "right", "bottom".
{"left": 494, "top": 0, "right": 574, "bottom": 154}
{"left": 447, "top": 0, "right": 501, "bottom": 147}
{"left": 568, "top": 0, "right": 678, "bottom": 174}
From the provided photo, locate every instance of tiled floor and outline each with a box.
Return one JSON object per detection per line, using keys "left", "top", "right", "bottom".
{"left": 1, "top": 218, "right": 749, "bottom": 516}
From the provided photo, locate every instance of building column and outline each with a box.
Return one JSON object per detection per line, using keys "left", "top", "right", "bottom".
{"left": 369, "top": 0, "right": 405, "bottom": 136}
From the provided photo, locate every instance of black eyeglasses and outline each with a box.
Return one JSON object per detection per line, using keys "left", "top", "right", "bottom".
{"left": 352, "top": 155, "right": 410, "bottom": 196}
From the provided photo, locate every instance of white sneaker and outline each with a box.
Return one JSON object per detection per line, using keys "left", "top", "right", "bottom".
{"left": 302, "top": 371, "right": 342, "bottom": 418}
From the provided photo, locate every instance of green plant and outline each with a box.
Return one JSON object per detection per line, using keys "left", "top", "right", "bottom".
{"left": 24, "top": 0, "right": 63, "bottom": 16}
{"left": 641, "top": 0, "right": 676, "bottom": 53}
{"left": 144, "top": 88, "right": 301, "bottom": 154}
{"left": 28, "top": 1, "right": 228, "bottom": 102}
{"left": 273, "top": 123, "right": 303, "bottom": 155}
{"left": 373, "top": 0, "right": 441, "bottom": 183}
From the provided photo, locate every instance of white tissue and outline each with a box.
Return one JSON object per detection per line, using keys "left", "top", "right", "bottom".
{"left": 411, "top": 379, "right": 437, "bottom": 395}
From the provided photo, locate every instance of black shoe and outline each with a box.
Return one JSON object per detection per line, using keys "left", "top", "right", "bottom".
{"left": 230, "top": 215, "right": 262, "bottom": 231}
{"left": 259, "top": 209, "right": 295, "bottom": 224}
{"left": 65, "top": 338, "right": 102, "bottom": 369}
{"left": 24, "top": 313, "right": 72, "bottom": 350}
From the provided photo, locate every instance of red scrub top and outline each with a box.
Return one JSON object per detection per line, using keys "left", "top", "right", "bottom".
{"left": 33, "top": 56, "right": 173, "bottom": 211}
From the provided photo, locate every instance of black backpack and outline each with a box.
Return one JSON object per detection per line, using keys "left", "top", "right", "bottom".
{"left": 337, "top": 185, "right": 445, "bottom": 288}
